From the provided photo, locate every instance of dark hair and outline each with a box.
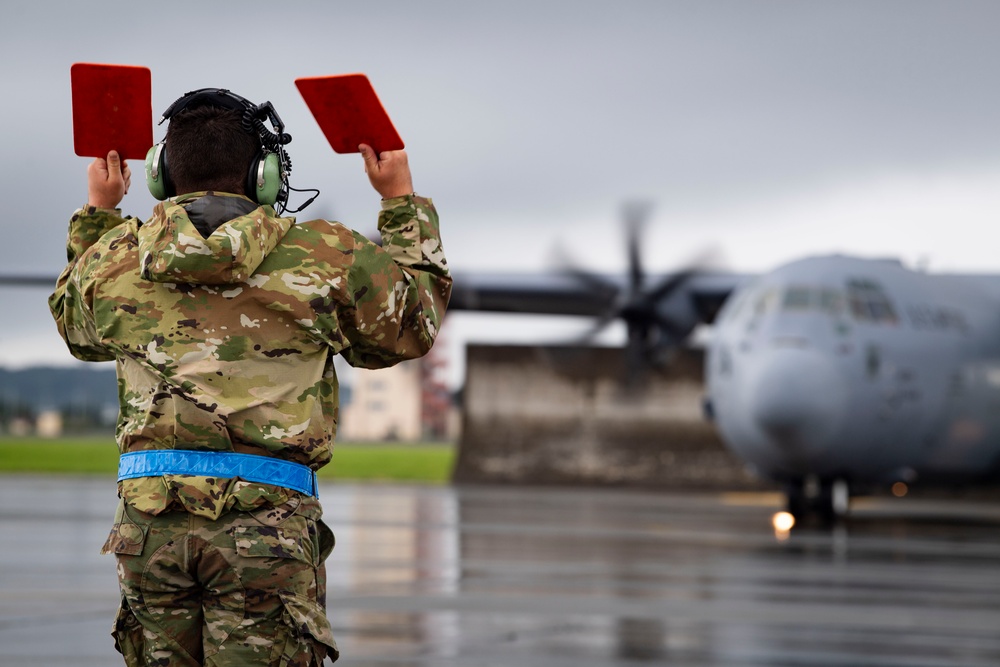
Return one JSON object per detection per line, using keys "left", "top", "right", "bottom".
{"left": 165, "top": 106, "right": 258, "bottom": 196}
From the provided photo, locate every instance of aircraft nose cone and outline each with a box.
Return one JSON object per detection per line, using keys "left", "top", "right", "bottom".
{"left": 749, "top": 348, "right": 848, "bottom": 465}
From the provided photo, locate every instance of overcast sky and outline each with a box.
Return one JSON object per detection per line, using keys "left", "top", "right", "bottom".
{"left": 5, "top": 0, "right": 1000, "bottom": 379}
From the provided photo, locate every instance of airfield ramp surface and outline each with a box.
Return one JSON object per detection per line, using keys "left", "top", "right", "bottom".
{"left": 2, "top": 475, "right": 1000, "bottom": 666}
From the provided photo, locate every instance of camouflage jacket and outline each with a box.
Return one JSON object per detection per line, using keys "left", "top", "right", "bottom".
{"left": 49, "top": 192, "right": 450, "bottom": 518}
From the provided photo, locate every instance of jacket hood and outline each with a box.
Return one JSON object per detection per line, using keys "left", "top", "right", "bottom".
{"left": 138, "top": 192, "right": 293, "bottom": 285}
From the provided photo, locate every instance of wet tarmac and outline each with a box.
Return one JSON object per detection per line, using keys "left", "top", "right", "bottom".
{"left": 1, "top": 476, "right": 999, "bottom": 666}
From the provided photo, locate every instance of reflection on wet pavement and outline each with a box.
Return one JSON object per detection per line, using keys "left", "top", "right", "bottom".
{"left": 320, "top": 485, "right": 1000, "bottom": 666}
{"left": 1, "top": 477, "right": 999, "bottom": 666}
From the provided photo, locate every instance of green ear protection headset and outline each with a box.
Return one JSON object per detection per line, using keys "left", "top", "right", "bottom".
{"left": 144, "top": 88, "right": 293, "bottom": 211}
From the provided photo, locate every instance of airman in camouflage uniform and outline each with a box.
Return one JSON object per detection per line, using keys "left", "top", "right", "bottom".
{"left": 49, "top": 92, "right": 450, "bottom": 666}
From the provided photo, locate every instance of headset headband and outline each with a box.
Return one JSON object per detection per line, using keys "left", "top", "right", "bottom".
{"left": 160, "top": 88, "right": 292, "bottom": 148}
{"left": 160, "top": 88, "right": 252, "bottom": 121}
{"left": 152, "top": 88, "right": 317, "bottom": 214}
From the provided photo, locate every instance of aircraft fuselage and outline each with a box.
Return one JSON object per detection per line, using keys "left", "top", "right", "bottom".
{"left": 705, "top": 255, "right": 1000, "bottom": 488}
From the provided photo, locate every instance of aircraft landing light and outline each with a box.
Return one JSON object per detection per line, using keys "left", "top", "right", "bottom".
{"left": 772, "top": 511, "right": 796, "bottom": 541}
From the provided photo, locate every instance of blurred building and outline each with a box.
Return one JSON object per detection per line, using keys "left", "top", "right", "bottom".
{"left": 36, "top": 410, "right": 63, "bottom": 438}
{"left": 339, "top": 340, "right": 458, "bottom": 442}
{"left": 341, "top": 360, "right": 423, "bottom": 441}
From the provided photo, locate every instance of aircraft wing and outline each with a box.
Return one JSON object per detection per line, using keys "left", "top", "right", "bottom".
{"left": 0, "top": 275, "right": 55, "bottom": 287}
{"left": 449, "top": 272, "right": 615, "bottom": 317}
{"left": 448, "top": 271, "right": 752, "bottom": 325}
{"left": 2, "top": 269, "right": 752, "bottom": 326}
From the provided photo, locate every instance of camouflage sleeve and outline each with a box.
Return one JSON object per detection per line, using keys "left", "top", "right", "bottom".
{"left": 48, "top": 206, "right": 128, "bottom": 362}
{"left": 339, "top": 194, "right": 452, "bottom": 369}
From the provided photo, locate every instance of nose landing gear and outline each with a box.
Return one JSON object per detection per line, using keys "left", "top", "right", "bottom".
{"left": 785, "top": 475, "right": 850, "bottom": 525}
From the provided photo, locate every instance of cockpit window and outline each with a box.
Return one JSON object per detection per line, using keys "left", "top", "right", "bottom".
{"left": 724, "top": 284, "right": 848, "bottom": 323}
{"left": 779, "top": 286, "right": 845, "bottom": 315}
{"left": 846, "top": 279, "right": 897, "bottom": 324}
{"left": 782, "top": 287, "right": 811, "bottom": 310}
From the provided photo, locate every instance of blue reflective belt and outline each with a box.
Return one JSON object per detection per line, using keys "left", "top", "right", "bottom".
{"left": 118, "top": 450, "right": 318, "bottom": 498}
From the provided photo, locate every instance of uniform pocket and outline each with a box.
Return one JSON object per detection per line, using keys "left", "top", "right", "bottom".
{"left": 233, "top": 524, "right": 310, "bottom": 563}
{"left": 274, "top": 592, "right": 339, "bottom": 666}
{"left": 100, "top": 501, "right": 147, "bottom": 556}
{"left": 111, "top": 596, "right": 145, "bottom": 665}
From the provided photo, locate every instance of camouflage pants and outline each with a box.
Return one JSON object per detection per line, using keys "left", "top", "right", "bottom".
{"left": 101, "top": 496, "right": 338, "bottom": 666}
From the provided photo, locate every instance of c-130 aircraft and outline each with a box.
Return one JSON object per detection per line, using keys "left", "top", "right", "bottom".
{"left": 5, "top": 221, "right": 999, "bottom": 520}
{"left": 447, "top": 216, "right": 1000, "bottom": 522}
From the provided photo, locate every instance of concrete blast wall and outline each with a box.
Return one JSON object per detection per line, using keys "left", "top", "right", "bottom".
{"left": 454, "top": 345, "right": 770, "bottom": 490}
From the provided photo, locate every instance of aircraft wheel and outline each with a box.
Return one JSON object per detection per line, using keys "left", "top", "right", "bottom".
{"left": 784, "top": 476, "right": 850, "bottom": 526}
{"left": 784, "top": 478, "right": 810, "bottom": 522}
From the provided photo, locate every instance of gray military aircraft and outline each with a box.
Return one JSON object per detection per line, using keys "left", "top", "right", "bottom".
{"left": 448, "top": 224, "right": 1000, "bottom": 521}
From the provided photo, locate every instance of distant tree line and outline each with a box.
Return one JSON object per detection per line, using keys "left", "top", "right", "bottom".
{"left": 0, "top": 366, "right": 118, "bottom": 435}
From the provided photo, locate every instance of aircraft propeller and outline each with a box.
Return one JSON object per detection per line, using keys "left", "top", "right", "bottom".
{"left": 555, "top": 202, "right": 705, "bottom": 388}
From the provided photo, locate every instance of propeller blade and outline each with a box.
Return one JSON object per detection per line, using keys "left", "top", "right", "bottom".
{"left": 622, "top": 323, "right": 651, "bottom": 391}
{"left": 645, "top": 246, "right": 721, "bottom": 303}
{"left": 575, "top": 309, "right": 621, "bottom": 346}
{"left": 626, "top": 222, "right": 643, "bottom": 292}
{"left": 623, "top": 201, "right": 652, "bottom": 292}
{"left": 551, "top": 246, "right": 620, "bottom": 302}
{"left": 645, "top": 268, "right": 697, "bottom": 304}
